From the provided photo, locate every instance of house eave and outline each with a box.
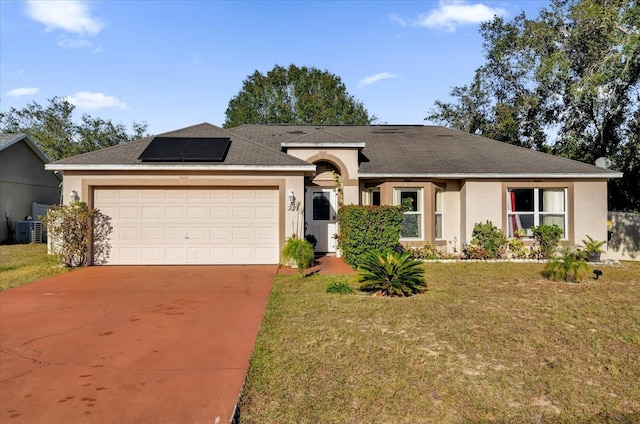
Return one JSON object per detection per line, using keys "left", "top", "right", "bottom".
{"left": 45, "top": 163, "right": 317, "bottom": 172}
{"left": 358, "top": 172, "right": 623, "bottom": 179}
{"left": 281, "top": 142, "right": 366, "bottom": 149}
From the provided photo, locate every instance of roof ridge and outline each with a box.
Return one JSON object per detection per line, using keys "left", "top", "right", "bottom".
{"left": 284, "top": 127, "right": 364, "bottom": 143}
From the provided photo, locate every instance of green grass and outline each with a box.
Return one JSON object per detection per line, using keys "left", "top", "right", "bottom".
{"left": 239, "top": 262, "right": 640, "bottom": 423}
{"left": 0, "top": 244, "right": 72, "bottom": 291}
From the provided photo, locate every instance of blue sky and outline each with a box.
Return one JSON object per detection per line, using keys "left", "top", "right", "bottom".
{"left": 1, "top": 0, "right": 548, "bottom": 135}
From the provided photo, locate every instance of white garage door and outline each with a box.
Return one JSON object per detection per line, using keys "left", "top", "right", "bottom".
{"left": 94, "top": 188, "right": 280, "bottom": 265}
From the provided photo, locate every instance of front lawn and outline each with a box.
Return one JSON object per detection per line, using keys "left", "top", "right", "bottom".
{"left": 0, "top": 244, "right": 71, "bottom": 291}
{"left": 239, "top": 262, "right": 640, "bottom": 423}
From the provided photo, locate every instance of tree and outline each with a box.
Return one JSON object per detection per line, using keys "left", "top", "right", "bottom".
{"left": 0, "top": 97, "right": 148, "bottom": 161}
{"left": 223, "top": 64, "right": 375, "bottom": 128}
{"left": 427, "top": 0, "right": 640, "bottom": 209}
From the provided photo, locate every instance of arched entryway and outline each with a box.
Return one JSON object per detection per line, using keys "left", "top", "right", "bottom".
{"left": 306, "top": 161, "right": 341, "bottom": 253}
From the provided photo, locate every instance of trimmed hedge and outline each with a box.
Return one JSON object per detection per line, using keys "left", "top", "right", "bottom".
{"left": 337, "top": 205, "right": 404, "bottom": 267}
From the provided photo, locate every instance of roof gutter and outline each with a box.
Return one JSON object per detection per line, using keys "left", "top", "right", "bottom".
{"left": 358, "top": 172, "right": 624, "bottom": 179}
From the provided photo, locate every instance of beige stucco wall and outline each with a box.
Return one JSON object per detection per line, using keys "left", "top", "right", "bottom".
{"left": 285, "top": 148, "right": 360, "bottom": 205}
{"left": 0, "top": 141, "right": 61, "bottom": 242}
{"left": 441, "top": 180, "right": 461, "bottom": 252}
{"left": 461, "top": 180, "right": 503, "bottom": 245}
{"left": 61, "top": 170, "right": 307, "bottom": 253}
{"left": 573, "top": 180, "right": 608, "bottom": 249}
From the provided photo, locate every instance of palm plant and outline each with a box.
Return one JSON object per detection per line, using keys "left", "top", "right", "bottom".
{"left": 358, "top": 250, "right": 426, "bottom": 296}
{"left": 543, "top": 247, "right": 590, "bottom": 283}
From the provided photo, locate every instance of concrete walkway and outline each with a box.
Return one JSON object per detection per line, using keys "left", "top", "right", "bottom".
{"left": 278, "top": 254, "right": 357, "bottom": 276}
{"left": 0, "top": 265, "right": 275, "bottom": 424}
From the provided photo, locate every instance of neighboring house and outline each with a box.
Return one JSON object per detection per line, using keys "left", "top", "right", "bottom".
{"left": 45, "top": 123, "right": 622, "bottom": 265}
{"left": 0, "top": 134, "right": 62, "bottom": 243}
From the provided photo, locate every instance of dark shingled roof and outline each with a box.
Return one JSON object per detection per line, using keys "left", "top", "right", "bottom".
{"left": 229, "top": 124, "right": 621, "bottom": 177}
{"left": 51, "top": 123, "right": 312, "bottom": 168}
{"left": 49, "top": 123, "right": 620, "bottom": 178}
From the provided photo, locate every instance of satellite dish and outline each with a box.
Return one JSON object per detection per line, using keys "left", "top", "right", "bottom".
{"left": 595, "top": 157, "right": 612, "bottom": 169}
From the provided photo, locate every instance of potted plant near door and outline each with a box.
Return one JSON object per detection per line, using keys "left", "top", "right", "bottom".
{"left": 333, "top": 233, "right": 342, "bottom": 258}
{"left": 581, "top": 235, "right": 606, "bottom": 262}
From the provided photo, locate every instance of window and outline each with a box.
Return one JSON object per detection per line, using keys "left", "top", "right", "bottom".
{"left": 507, "top": 188, "right": 567, "bottom": 238}
{"left": 312, "top": 191, "right": 331, "bottom": 220}
{"left": 368, "top": 189, "right": 380, "bottom": 206}
{"left": 394, "top": 188, "right": 422, "bottom": 239}
{"left": 435, "top": 188, "right": 443, "bottom": 239}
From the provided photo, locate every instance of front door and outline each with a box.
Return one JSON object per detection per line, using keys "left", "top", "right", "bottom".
{"left": 305, "top": 188, "right": 337, "bottom": 252}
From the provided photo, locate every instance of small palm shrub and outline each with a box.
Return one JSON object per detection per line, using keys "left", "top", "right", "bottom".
{"left": 358, "top": 250, "right": 426, "bottom": 297}
{"left": 281, "top": 236, "right": 315, "bottom": 276}
{"left": 543, "top": 247, "right": 590, "bottom": 283}
{"left": 470, "top": 221, "right": 507, "bottom": 258}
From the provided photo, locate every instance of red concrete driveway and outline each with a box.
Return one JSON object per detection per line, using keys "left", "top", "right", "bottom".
{"left": 0, "top": 266, "right": 276, "bottom": 424}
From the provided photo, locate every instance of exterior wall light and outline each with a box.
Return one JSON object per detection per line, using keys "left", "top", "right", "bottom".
{"left": 70, "top": 190, "right": 80, "bottom": 202}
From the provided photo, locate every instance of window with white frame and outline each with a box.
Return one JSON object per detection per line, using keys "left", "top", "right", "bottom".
{"left": 368, "top": 188, "right": 381, "bottom": 206}
{"left": 435, "top": 188, "right": 443, "bottom": 239}
{"left": 507, "top": 188, "right": 567, "bottom": 238}
{"left": 394, "top": 188, "right": 422, "bottom": 239}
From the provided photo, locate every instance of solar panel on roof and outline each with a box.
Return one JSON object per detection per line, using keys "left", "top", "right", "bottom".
{"left": 138, "top": 137, "right": 231, "bottom": 162}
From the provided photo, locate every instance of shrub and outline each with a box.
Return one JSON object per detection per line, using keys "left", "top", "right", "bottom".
{"left": 358, "top": 250, "right": 426, "bottom": 297}
{"left": 281, "top": 236, "right": 315, "bottom": 276}
{"left": 532, "top": 224, "right": 564, "bottom": 259}
{"left": 470, "top": 221, "right": 507, "bottom": 258}
{"left": 543, "top": 247, "right": 590, "bottom": 283}
{"left": 462, "top": 244, "right": 491, "bottom": 260}
{"left": 326, "top": 278, "right": 354, "bottom": 294}
{"left": 42, "top": 201, "right": 113, "bottom": 267}
{"left": 337, "top": 205, "right": 404, "bottom": 268}
{"left": 507, "top": 237, "right": 529, "bottom": 259}
{"left": 405, "top": 242, "right": 440, "bottom": 260}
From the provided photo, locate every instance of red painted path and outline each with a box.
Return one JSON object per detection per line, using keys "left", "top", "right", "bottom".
{"left": 0, "top": 265, "right": 275, "bottom": 424}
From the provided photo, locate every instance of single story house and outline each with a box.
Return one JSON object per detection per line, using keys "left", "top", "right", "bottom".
{"left": 46, "top": 123, "right": 622, "bottom": 265}
{"left": 0, "top": 133, "right": 62, "bottom": 243}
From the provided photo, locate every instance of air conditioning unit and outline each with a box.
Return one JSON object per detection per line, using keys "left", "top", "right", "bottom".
{"left": 15, "top": 221, "right": 43, "bottom": 243}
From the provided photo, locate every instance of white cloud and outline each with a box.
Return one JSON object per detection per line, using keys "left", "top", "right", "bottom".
{"left": 392, "top": 1, "right": 506, "bottom": 32}
{"left": 6, "top": 87, "right": 40, "bottom": 97}
{"left": 66, "top": 92, "right": 128, "bottom": 110}
{"left": 358, "top": 72, "right": 398, "bottom": 88}
{"left": 25, "top": 0, "right": 104, "bottom": 36}
{"left": 388, "top": 14, "right": 408, "bottom": 27}
{"left": 56, "top": 36, "right": 101, "bottom": 51}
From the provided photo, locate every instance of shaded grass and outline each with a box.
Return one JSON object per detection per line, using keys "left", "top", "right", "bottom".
{"left": 0, "top": 244, "right": 72, "bottom": 291}
{"left": 240, "top": 262, "right": 640, "bottom": 423}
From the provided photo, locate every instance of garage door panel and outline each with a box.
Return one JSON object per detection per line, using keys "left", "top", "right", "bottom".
{"left": 187, "top": 207, "right": 207, "bottom": 220}
{"left": 232, "top": 207, "right": 252, "bottom": 220}
{"left": 142, "top": 190, "right": 163, "bottom": 199}
{"left": 210, "top": 227, "right": 231, "bottom": 241}
{"left": 255, "top": 227, "right": 276, "bottom": 241}
{"left": 165, "top": 207, "right": 184, "bottom": 220}
{"left": 255, "top": 206, "right": 277, "bottom": 220}
{"left": 95, "top": 188, "right": 279, "bottom": 265}
{"left": 210, "top": 206, "right": 229, "bottom": 220}
{"left": 164, "top": 227, "right": 184, "bottom": 241}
